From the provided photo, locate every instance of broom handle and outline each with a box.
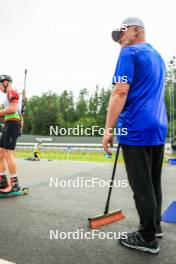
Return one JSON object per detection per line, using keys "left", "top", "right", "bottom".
{"left": 104, "top": 144, "right": 120, "bottom": 214}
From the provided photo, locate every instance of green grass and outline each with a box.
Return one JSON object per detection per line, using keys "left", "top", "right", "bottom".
{"left": 15, "top": 149, "right": 176, "bottom": 164}
{"left": 16, "top": 149, "right": 124, "bottom": 163}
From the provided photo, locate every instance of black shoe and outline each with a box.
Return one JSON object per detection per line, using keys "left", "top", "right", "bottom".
{"left": 0, "top": 175, "right": 8, "bottom": 189}
{"left": 119, "top": 231, "right": 160, "bottom": 254}
{"left": 10, "top": 177, "right": 20, "bottom": 192}
{"left": 139, "top": 224, "right": 163, "bottom": 238}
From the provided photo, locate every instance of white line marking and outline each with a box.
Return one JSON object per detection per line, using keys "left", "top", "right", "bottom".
{"left": 0, "top": 259, "right": 16, "bottom": 264}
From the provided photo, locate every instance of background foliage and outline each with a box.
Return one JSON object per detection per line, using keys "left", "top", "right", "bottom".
{"left": 23, "top": 59, "right": 176, "bottom": 137}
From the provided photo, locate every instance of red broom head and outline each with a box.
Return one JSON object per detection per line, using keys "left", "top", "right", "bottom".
{"left": 88, "top": 210, "right": 125, "bottom": 229}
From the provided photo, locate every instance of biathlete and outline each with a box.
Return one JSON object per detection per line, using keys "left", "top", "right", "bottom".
{"left": 0, "top": 75, "right": 22, "bottom": 193}
{"left": 33, "top": 142, "right": 41, "bottom": 161}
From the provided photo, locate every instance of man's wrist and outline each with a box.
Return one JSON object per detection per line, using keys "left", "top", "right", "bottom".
{"left": 105, "top": 127, "right": 113, "bottom": 136}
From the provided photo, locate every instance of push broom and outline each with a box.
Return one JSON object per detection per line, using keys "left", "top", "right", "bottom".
{"left": 88, "top": 144, "right": 125, "bottom": 229}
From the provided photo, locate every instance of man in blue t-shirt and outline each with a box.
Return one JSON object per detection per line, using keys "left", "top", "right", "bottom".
{"left": 102, "top": 17, "right": 168, "bottom": 254}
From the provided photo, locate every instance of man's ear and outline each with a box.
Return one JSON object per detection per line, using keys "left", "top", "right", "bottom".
{"left": 134, "top": 27, "right": 139, "bottom": 36}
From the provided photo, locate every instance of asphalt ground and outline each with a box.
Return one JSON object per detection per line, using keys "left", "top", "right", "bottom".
{"left": 0, "top": 159, "right": 175, "bottom": 264}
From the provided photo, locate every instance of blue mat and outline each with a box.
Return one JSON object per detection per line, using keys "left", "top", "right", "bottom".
{"left": 162, "top": 201, "right": 176, "bottom": 223}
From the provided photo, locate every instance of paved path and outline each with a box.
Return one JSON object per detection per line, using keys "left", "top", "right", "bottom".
{"left": 0, "top": 159, "right": 175, "bottom": 264}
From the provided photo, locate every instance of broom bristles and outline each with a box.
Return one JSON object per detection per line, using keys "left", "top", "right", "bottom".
{"left": 88, "top": 210, "right": 125, "bottom": 229}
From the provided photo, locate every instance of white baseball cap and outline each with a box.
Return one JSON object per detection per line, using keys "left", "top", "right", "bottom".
{"left": 112, "top": 17, "right": 145, "bottom": 42}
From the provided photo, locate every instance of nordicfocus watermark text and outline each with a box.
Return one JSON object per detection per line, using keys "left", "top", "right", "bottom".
{"left": 50, "top": 126, "right": 128, "bottom": 136}
{"left": 49, "top": 229, "right": 127, "bottom": 240}
{"left": 50, "top": 177, "right": 128, "bottom": 188}
{"left": 113, "top": 75, "right": 128, "bottom": 83}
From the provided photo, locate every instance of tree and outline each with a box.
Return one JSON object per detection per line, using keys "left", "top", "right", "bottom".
{"left": 97, "top": 87, "right": 111, "bottom": 127}
{"left": 58, "top": 90, "right": 76, "bottom": 125}
{"left": 76, "top": 88, "right": 88, "bottom": 119}
{"left": 165, "top": 57, "right": 176, "bottom": 139}
{"left": 89, "top": 85, "right": 100, "bottom": 117}
{"left": 74, "top": 116, "right": 99, "bottom": 136}
{"left": 24, "top": 92, "right": 59, "bottom": 135}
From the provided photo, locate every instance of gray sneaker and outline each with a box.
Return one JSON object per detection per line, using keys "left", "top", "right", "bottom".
{"left": 119, "top": 231, "right": 160, "bottom": 254}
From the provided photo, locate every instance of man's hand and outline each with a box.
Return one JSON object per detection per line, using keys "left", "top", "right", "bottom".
{"left": 102, "top": 130, "right": 113, "bottom": 155}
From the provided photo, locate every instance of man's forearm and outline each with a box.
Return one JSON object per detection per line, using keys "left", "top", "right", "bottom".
{"left": 105, "top": 92, "right": 128, "bottom": 131}
{"left": 0, "top": 106, "right": 17, "bottom": 116}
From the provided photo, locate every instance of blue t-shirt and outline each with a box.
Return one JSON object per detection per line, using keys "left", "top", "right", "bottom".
{"left": 112, "top": 43, "right": 168, "bottom": 146}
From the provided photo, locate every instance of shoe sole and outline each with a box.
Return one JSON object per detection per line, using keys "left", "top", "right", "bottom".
{"left": 120, "top": 240, "right": 160, "bottom": 254}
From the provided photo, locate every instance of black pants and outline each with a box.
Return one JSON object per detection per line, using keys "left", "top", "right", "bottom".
{"left": 121, "top": 144, "right": 164, "bottom": 241}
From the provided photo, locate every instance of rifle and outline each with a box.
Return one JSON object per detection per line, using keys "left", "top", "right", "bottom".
{"left": 20, "top": 69, "right": 27, "bottom": 134}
